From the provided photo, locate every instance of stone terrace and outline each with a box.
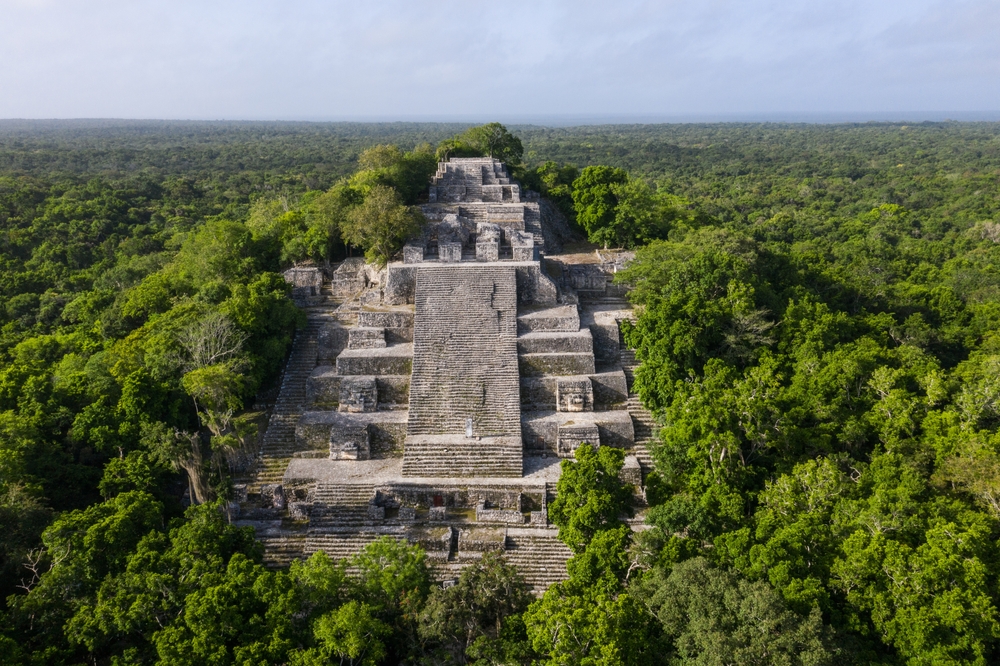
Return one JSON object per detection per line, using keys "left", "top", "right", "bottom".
{"left": 239, "top": 158, "right": 659, "bottom": 595}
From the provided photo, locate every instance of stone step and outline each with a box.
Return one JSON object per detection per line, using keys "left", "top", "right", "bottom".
{"left": 406, "top": 266, "right": 522, "bottom": 458}
{"left": 304, "top": 532, "right": 389, "bottom": 560}
{"left": 516, "top": 329, "right": 593, "bottom": 354}
{"left": 402, "top": 435, "right": 523, "bottom": 478}
{"left": 517, "top": 305, "right": 580, "bottom": 334}
{"left": 260, "top": 535, "right": 306, "bottom": 568}
{"left": 504, "top": 534, "right": 572, "bottom": 593}
{"left": 519, "top": 352, "right": 597, "bottom": 377}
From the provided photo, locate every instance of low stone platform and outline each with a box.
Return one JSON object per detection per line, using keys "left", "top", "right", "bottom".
{"left": 402, "top": 434, "right": 523, "bottom": 477}
{"left": 284, "top": 455, "right": 562, "bottom": 487}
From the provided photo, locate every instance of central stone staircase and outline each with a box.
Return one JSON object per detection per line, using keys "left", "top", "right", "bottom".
{"left": 404, "top": 265, "right": 523, "bottom": 477}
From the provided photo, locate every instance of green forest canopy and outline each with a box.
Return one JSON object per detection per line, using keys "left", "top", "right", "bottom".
{"left": 1, "top": 120, "right": 1000, "bottom": 664}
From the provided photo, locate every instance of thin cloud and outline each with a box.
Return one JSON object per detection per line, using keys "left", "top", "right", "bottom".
{"left": 0, "top": 0, "right": 996, "bottom": 119}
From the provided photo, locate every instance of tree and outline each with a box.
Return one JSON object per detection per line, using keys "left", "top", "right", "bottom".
{"left": 294, "top": 601, "right": 391, "bottom": 666}
{"left": 636, "top": 557, "right": 835, "bottom": 666}
{"left": 436, "top": 123, "right": 524, "bottom": 165}
{"left": 418, "top": 551, "right": 533, "bottom": 664}
{"left": 341, "top": 185, "right": 424, "bottom": 266}
{"left": 572, "top": 165, "right": 629, "bottom": 244}
{"left": 548, "top": 444, "right": 633, "bottom": 553}
{"left": 462, "top": 123, "right": 524, "bottom": 164}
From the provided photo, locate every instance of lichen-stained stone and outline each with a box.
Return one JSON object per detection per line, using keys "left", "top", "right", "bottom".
{"left": 330, "top": 424, "right": 370, "bottom": 460}
{"left": 403, "top": 243, "right": 424, "bottom": 264}
{"left": 519, "top": 352, "right": 596, "bottom": 377}
{"left": 556, "top": 377, "right": 594, "bottom": 412}
{"left": 458, "top": 527, "right": 507, "bottom": 559}
{"left": 339, "top": 376, "right": 378, "bottom": 413}
{"left": 557, "top": 423, "right": 600, "bottom": 457}
{"left": 306, "top": 366, "right": 341, "bottom": 408}
{"left": 511, "top": 230, "right": 536, "bottom": 262}
{"left": 260, "top": 484, "right": 286, "bottom": 510}
{"left": 439, "top": 241, "right": 462, "bottom": 262}
{"left": 589, "top": 370, "right": 629, "bottom": 408}
{"left": 336, "top": 345, "right": 413, "bottom": 376}
{"left": 619, "top": 455, "right": 643, "bottom": 486}
{"left": 317, "top": 323, "right": 349, "bottom": 364}
{"left": 476, "top": 239, "right": 499, "bottom": 262}
{"left": 348, "top": 327, "right": 387, "bottom": 350}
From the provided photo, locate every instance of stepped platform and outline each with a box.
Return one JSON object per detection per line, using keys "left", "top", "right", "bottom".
{"left": 335, "top": 343, "right": 413, "bottom": 376}
{"left": 402, "top": 435, "right": 522, "bottom": 477}
{"left": 284, "top": 455, "right": 561, "bottom": 487}
{"left": 522, "top": 410, "right": 636, "bottom": 453}
{"left": 519, "top": 352, "right": 596, "bottom": 377}
{"left": 517, "top": 304, "right": 580, "bottom": 333}
{"left": 517, "top": 329, "right": 594, "bottom": 354}
{"left": 520, "top": 369, "right": 629, "bottom": 411}
{"left": 505, "top": 529, "right": 573, "bottom": 592}
{"left": 247, "top": 158, "right": 659, "bottom": 597}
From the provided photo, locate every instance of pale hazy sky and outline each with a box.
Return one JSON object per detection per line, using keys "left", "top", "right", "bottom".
{"left": 1, "top": 0, "right": 998, "bottom": 121}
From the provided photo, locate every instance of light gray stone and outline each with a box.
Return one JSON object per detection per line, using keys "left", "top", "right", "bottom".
{"left": 339, "top": 376, "right": 378, "bottom": 413}
{"left": 557, "top": 423, "right": 600, "bottom": 458}
{"left": 556, "top": 377, "right": 594, "bottom": 412}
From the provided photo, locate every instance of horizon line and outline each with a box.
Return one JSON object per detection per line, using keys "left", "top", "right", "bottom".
{"left": 2, "top": 111, "right": 1000, "bottom": 128}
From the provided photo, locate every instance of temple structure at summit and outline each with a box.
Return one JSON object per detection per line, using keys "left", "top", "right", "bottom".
{"left": 237, "top": 157, "right": 658, "bottom": 593}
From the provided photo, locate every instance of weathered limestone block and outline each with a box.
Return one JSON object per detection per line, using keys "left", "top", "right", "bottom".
{"left": 384, "top": 264, "right": 416, "bottom": 305}
{"left": 519, "top": 377, "right": 555, "bottom": 411}
{"left": 620, "top": 455, "right": 643, "bottom": 486}
{"left": 429, "top": 506, "right": 447, "bottom": 521}
{"left": 289, "top": 502, "right": 310, "bottom": 520}
{"left": 476, "top": 500, "right": 525, "bottom": 525}
{"left": 283, "top": 267, "right": 324, "bottom": 305}
{"left": 330, "top": 258, "right": 368, "bottom": 298}
{"left": 399, "top": 506, "right": 417, "bottom": 522}
{"left": 517, "top": 305, "right": 580, "bottom": 334}
{"left": 519, "top": 352, "right": 596, "bottom": 377}
{"left": 317, "top": 322, "right": 349, "bottom": 364}
{"left": 556, "top": 377, "right": 594, "bottom": 412}
{"left": 338, "top": 376, "right": 378, "bottom": 413}
{"left": 403, "top": 243, "right": 424, "bottom": 264}
{"left": 590, "top": 370, "right": 629, "bottom": 408}
{"left": 516, "top": 330, "right": 593, "bottom": 354}
{"left": 457, "top": 527, "right": 506, "bottom": 560}
{"left": 336, "top": 346, "right": 413, "bottom": 376}
{"left": 367, "top": 504, "right": 385, "bottom": 520}
{"left": 439, "top": 241, "right": 462, "bottom": 262}
{"left": 409, "top": 526, "right": 452, "bottom": 557}
{"left": 306, "top": 366, "right": 341, "bottom": 408}
{"left": 348, "top": 327, "right": 386, "bottom": 350}
{"left": 567, "top": 265, "right": 610, "bottom": 292}
{"left": 357, "top": 310, "right": 414, "bottom": 344}
{"left": 511, "top": 231, "right": 536, "bottom": 262}
{"left": 557, "top": 423, "right": 600, "bottom": 457}
{"left": 476, "top": 239, "right": 499, "bottom": 262}
{"left": 530, "top": 510, "right": 548, "bottom": 526}
{"left": 477, "top": 221, "right": 502, "bottom": 241}
{"left": 522, "top": 410, "right": 635, "bottom": 452}
{"left": 374, "top": 375, "right": 410, "bottom": 408}
{"left": 358, "top": 310, "right": 414, "bottom": 329}
{"left": 284, "top": 266, "right": 323, "bottom": 290}
{"left": 329, "top": 424, "right": 370, "bottom": 460}
{"left": 260, "top": 484, "right": 286, "bottom": 510}
{"left": 368, "top": 418, "right": 408, "bottom": 456}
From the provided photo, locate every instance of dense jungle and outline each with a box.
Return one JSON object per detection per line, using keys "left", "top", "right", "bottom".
{"left": 1, "top": 119, "right": 999, "bottom": 665}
